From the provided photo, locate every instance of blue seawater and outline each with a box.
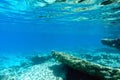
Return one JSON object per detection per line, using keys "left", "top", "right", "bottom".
{"left": 0, "top": 0, "right": 106, "bottom": 54}
{"left": 0, "top": 0, "right": 120, "bottom": 79}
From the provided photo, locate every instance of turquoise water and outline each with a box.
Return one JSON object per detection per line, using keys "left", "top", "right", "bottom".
{"left": 0, "top": 0, "right": 120, "bottom": 80}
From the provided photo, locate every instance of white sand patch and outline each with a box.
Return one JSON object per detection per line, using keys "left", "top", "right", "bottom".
{"left": 0, "top": 60, "right": 66, "bottom": 80}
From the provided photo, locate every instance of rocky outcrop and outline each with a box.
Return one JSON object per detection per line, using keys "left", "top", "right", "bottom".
{"left": 101, "top": 0, "right": 120, "bottom": 5}
{"left": 55, "top": 0, "right": 85, "bottom": 3}
{"left": 27, "top": 55, "right": 52, "bottom": 65}
{"left": 101, "top": 38, "right": 120, "bottom": 50}
{"left": 52, "top": 51, "right": 120, "bottom": 80}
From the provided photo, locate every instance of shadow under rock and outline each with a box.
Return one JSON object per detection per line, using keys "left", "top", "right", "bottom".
{"left": 66, "top": 66, "right": 102, "bottom": 80}
{"left": 19, "top": 55, "right": 53, "bottom": 68}
{"left": 27, "top": 55, "right": 53, "bottom": 65}
{"left": 49, "top": 64, "right": 102, "bottom": 80}
{"left": 49, "top": 64, "right": 67, "bottom": 80}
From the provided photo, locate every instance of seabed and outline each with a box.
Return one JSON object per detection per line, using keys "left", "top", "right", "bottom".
{"left": 0, "top": 49, "right": 120, "bottom": 80}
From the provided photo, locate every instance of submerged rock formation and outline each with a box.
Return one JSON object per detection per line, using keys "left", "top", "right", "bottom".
{"left": 52, "top": 51, "right": 120, "bottom": 80}
{"left": 27, "top": 55, "right": 52, "bottom": 65}
{"left": 101, "top": 38, "right": 120, "bottom": 50}
{"left": 101, "top": 0, "right": 120, "bottom": 5}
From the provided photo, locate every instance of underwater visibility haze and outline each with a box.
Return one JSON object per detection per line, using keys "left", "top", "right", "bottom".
{"left": 0, "top": 0, "right": 120, "bottom": 80}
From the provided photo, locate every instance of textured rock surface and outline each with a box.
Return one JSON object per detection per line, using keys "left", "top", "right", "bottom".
{"left": 101, "top": 0, "right": 120, "bottom": 5}
{"left": 52, "top": 51, "right": 120, "bottom": 80}
{"left": 101, "top": 38, "right": 120, "bottom": 50}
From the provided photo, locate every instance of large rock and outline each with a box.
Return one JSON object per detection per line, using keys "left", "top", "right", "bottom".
{"left": 101, "top": 38, "right": 120, "bottom": 50}
{"left": 101, "top": 0, "right": 120, "bottom": 5}
{"left": 52, "top": 51, "right": 120, "bottom": 80}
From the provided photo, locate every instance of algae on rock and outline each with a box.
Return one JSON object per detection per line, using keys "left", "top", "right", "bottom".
{"left": 52, "top": 51, "right": 120, "bottom": 80}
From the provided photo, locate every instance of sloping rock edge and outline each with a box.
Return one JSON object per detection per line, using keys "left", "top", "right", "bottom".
{"left": 52, "top": 51, "right": 120, "bottom": 80}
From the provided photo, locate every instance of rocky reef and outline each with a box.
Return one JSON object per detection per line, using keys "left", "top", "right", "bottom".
{"left": 55, "top": 0, "right": 85, "bottom": 4}
{"left": 101, "top": 0, "right": 120, "bottom": 5}
{"left": 52, "top": 51, "right": 120, "bottom": 80}
{"left": 27, "top": 55, "right": 53, "bottom": 65}
{"left": 101, "top": 38, "right": 120, "bottom": 50}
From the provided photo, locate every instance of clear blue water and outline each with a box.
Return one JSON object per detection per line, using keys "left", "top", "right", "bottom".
{"left": 0, "top": 22, "right": 104, "bottom": 52}
{"left": 0, "top": 0, "right": 105, "bottom": 52}
{"left": 0, "top": 0, "right": 120, "bottom": 72}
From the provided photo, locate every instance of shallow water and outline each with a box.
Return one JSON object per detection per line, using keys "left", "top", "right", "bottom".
{"left": 0, "top": 0, "right": 120, "bottom": 80}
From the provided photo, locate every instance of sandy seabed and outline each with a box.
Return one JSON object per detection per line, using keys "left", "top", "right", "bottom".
{"left": 0, "top": 58, "right": 66, "bottom": 80}
{"left": 0, "top": 49, "right": 120, "bottom": 80}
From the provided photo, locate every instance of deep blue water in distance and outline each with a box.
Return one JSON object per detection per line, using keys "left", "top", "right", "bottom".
{"left": 0, "top": 0, "right": 119, "bottom": 55}
{"left": 0, "top": 20, "right": 104, "bottom": 53}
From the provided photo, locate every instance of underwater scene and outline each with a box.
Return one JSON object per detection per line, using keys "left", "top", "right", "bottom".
{"left": 0, "top": 0, "right": 120, "bottom": 80}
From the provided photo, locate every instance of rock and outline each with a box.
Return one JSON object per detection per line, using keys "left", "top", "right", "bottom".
{"left": 55, "top": 0, "right": 66, "bottom": 2}
{"left": 52, "top": 51, "right": 120, "bottom": 80}
{"left": 55, "top": 0, "right": 85, "bottom": 4}
{"left": 101, "top": 38, "right": 120, "bottom": 50}
{"left": 101, "top": 0, "right": 113, "bottom": 5}
{"left": 27, "top": 55, "right": 53, "bottom": 65}
{"left": 101, "top": 0, "right": 120, "bottom": 5}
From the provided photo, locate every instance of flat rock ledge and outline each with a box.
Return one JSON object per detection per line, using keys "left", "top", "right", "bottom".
{"left": 52, "top": 51, "right": 120, "bottom": 80}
